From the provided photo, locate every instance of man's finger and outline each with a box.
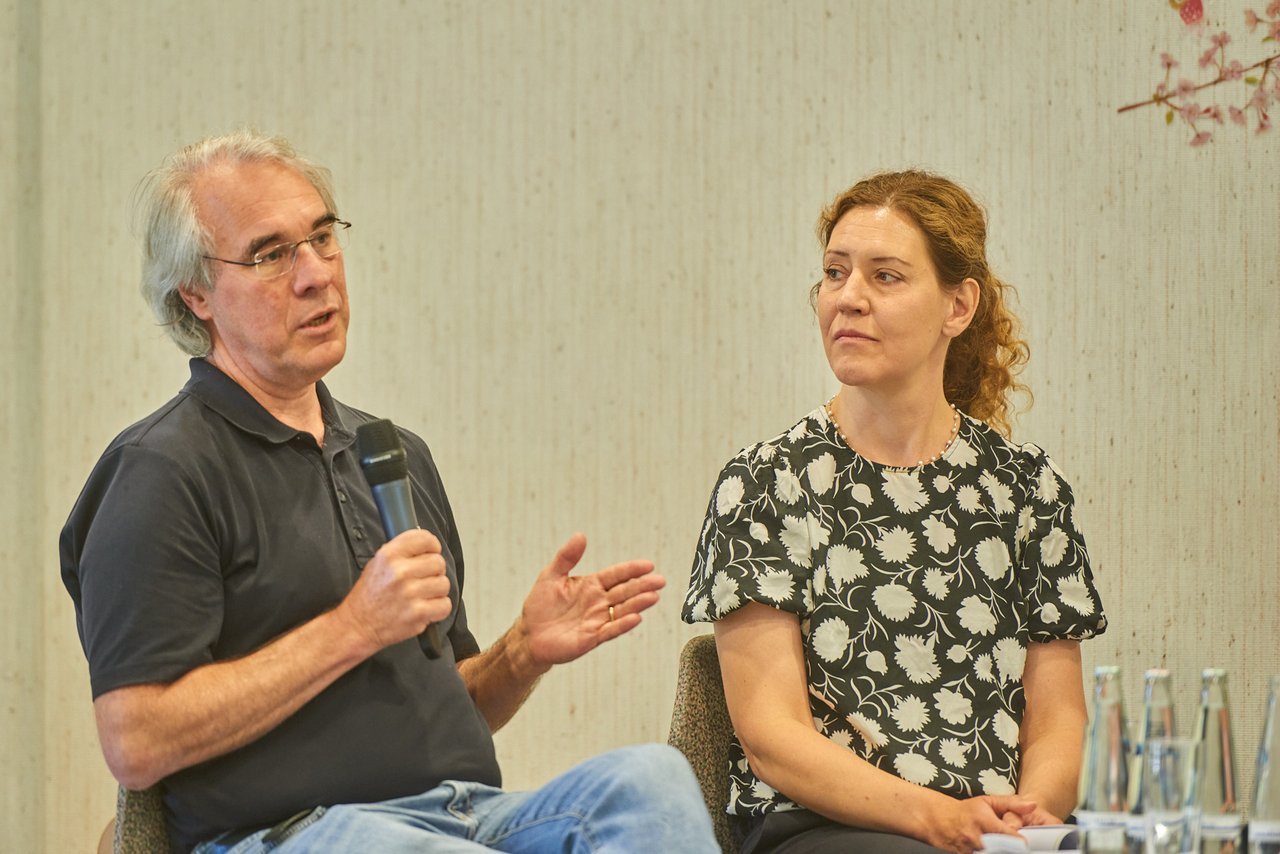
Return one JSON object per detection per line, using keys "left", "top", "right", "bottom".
{"left": 592, "top": 559, "right": 660, "bottom": 590}
{"left": 601, "top": 572, "right": 666, "bottom": 604}
{"left": 386, "top": 528, "right": 442, "bottom": 556}
{"left": 541, "top": 532, "right": 588, "bottom": 579}
{"left": 598, "top": 611, "right": 643, "bottom": 642}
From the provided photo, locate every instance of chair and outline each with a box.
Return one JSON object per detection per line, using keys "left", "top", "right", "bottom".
{"left": 98, "top": 785, "right": 168, "bottom": 854}
{"left": 668, "top": 633, "right": 745, "bottom": 854}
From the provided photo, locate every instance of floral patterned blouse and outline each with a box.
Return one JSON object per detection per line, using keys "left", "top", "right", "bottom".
{"left": 682, "top": 406, "right": 1107, "bottom": 818}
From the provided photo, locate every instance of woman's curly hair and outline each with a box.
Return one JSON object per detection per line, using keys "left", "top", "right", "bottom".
{"left": 812, "top": 170, "right": 1031, "bottom": 436}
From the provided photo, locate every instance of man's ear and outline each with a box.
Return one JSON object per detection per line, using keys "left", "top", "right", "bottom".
{"left": 943, "top": 277, "right": 980, "bottom": 339}
{"left": 179, "top": 285, "right": 213, "bottom": 322}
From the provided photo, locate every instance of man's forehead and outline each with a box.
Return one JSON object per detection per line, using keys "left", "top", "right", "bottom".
{"left": 192, "top": 159, "right": 326, "bottom": 249}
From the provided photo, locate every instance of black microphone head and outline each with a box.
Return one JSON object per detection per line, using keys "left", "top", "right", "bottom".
{"left": 355, "top": 418, "right": 409, "bottom": 486}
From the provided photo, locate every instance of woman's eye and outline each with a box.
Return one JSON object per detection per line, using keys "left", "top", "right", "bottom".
{"left": 824, "top": 267, "right": 845, "bottom": 282}
{"left": 874, "top": 270, "right": 901, "bottom": 283}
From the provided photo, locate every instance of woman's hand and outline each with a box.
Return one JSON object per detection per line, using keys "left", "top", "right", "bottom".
{"left": 921, "top": 794, "right": 1036, "bottom": 854}
{"left": 1000, "top": 802, "right": 1063, "bottom": 830}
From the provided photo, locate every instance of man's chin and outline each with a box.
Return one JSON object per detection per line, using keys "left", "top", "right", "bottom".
{"left": 294, "top": 339, "right": 347, "bottom": 384}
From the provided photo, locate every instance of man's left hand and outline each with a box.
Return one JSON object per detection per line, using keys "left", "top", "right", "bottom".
{"left": 520, "top": 532, "right": 664, "bottom": 667}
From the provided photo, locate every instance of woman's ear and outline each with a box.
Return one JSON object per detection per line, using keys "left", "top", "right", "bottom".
{"left": 943, "top": 277, "right": 980, "bottom": 339}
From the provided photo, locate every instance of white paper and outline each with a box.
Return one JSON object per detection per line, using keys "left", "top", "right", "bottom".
{"left": 979, "top": 825, "right": 1080, "bottom": 852}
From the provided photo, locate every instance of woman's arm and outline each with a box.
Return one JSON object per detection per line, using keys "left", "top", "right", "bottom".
{"left": 715, "top": 602, "right": 1033, "bottom": 853}
{"left": 1009, "top": 639, "right": 1087, "bottom": 825}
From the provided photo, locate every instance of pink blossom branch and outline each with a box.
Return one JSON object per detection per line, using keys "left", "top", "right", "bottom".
{"left": 1116, "top": 53, "right": 1279, "bottom": 113}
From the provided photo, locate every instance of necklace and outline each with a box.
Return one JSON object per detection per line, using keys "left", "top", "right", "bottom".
{"left": 823, "top": 396, "right": 960, "bottom": 470}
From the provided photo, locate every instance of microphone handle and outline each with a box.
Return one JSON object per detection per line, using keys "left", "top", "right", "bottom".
{"left": 369, "top": 480, "right": 444, "bottom": 659}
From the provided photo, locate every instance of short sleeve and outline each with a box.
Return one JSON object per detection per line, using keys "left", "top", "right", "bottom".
{"left": 1015, "top": 452, "right": 1107, "bottom": 643}
{"left": 683, "top": 447, "right": 816, "bottom": 624}
{"left": 62, "top": 444, "right": 226, "bottom": 698}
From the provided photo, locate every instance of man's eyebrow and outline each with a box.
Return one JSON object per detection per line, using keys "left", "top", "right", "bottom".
{"left": 246, "top": 231, "right": 285, "bottom": 259}
{"left": 244, "top": 213, "right": 338, "bottom": 259}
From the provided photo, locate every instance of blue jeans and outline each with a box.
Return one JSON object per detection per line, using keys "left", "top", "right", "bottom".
{"left": 193, "top": 744, "right": 718, "bottom": 853}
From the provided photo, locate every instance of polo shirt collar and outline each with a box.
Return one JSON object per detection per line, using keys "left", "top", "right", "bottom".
{"left": 182, "top": 358, "right": 355, "bottom": 452}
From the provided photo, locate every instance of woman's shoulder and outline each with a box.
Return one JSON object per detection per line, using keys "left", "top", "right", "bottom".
{"left": 960, "top": 416, "right": 1062, "bottom": 468}
{"left": 717, "top": 407, "right": 837, "bottom": 478}
{"left": 957, "top": 417, "right": 1081, "bottom": 510}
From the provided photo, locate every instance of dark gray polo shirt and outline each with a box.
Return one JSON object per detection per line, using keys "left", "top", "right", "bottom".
{"left": 60, "top": 359, "right": 501, "bottom": 851}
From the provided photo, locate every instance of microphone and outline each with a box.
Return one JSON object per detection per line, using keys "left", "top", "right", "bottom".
{"left": 355, "top": 418, "right": 443, "bottom": 659}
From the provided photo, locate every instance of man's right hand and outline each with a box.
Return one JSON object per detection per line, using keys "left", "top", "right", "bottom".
{"left": 338, "top": 529, "right": 452, "bottom": 654}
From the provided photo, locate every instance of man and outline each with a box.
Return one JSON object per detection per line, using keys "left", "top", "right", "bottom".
{"left": 61, "top": 130, "right": 716, "bottom": 853}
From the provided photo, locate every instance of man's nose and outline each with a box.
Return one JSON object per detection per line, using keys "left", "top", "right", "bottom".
{"left": 291, "top": 240, "right": 336, "bottom": 293}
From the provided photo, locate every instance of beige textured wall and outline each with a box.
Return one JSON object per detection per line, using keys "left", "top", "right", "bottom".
{"left": 4, "top": 1, "right": 1277, "bottom": 850}
{"left": 2, "top": 0, "right": 44, "bottom": 848}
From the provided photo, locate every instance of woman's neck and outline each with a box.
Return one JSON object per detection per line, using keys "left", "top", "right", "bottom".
{"left": 827, "top": 387, "right": 958, "bottom": 468}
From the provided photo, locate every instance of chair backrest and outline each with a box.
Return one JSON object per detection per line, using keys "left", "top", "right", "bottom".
{"left": 667, "top": 633, "right": 744, "bottom": 854}
{"left": 111, "top": 785, "right": 168, "bottom": 854}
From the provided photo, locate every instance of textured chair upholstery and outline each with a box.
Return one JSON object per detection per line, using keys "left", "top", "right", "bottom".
{"left": 668, "top": 633, "right": 745, "bottom": 854}
{"left": 109, "top": 785, "right": 168, "bottom": 854}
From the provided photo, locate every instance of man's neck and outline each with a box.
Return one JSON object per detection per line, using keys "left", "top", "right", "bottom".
{"left": 203, "top": 354, "right": 327, "bottom": 445}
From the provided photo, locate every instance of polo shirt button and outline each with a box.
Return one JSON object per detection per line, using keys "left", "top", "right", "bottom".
{"left": 338, "top": 492, "right": 348, "bottom": 503}
{"left": 354, "top": 530, "right": 364, "bottom": 540}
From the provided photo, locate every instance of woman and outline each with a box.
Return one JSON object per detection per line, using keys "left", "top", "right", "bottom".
{"left": 682, "top": 171, "right": 1106, "bottom": 854}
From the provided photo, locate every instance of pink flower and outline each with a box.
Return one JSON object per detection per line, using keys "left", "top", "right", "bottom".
{"left": 1160, "top": 52, "right": 1179, "bottom": 70}
{"left": 1251, "top": 85, "right": 1273, "bottom": 109}
{"left": 1190, "top": 130, "right": 1213, "bottom": 146}
{"left": 1179, "top": 101, "right": 1201, "bottom": 122}
{"left": 1176, "top": 78, "right": 1197, "bottom": 98}
{"left": 1268, "top": 1, "right": 1280, "bottom": 18}
{"left": 1245, "top": 10, "right": 1260, "bottom": 31}
{"left": 1198, "top": 46, "right": 1217, "bottom": 68}
{"left": 1258, "top": 111, "right": 1272, "bottom": 133}
{"left": 1229, "top": 106, "right": 1248, "bottom": 125}
{"left": 1156, "top": 81, "right": 1170, "bottom": 98}
{"left": 1224, "top": 61, "right": 1245, "bottom": 81}
{"left": 1211, "top": 31, "right": 1231, "bottom": 48}
{"left": 1205, "top": 105, "right": 1225, "bottom": 123}
{"left": 1270, "top": 20, "right": 1280, "bottom": 40}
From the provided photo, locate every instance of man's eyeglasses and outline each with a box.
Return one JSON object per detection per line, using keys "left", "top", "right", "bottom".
{"left": 203, "top": 220, "right": 351, "bottom": 281}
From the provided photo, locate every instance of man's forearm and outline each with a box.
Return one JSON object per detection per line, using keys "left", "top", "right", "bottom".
{"left": 457, "top": 616, "right": 551, "bottom": 732}
{"left": 94, "top": 605, "right": 376, "bottom": 790}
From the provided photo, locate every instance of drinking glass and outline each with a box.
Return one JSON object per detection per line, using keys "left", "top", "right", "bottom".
{"left": 1144, "top": 737, "right": 1201, "bottom": 854}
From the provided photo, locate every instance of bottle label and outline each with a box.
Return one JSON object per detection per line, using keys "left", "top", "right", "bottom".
{"left": 1199, "top": 813, "right": 1243, "bottom": 840}
{"left": 1077, "top": 811, "right": 1128, "bottom": 830}
{"left": 1251, "top": 821, "right": 1280, "bottom": 842}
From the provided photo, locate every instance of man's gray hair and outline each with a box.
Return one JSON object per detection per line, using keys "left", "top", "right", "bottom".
{"left": 136, "top": 129, "right": 338, "bottom": 356}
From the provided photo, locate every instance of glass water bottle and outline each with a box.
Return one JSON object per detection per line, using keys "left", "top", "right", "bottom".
{"left": 1079, "top": 666, "right": 1131, "bottom": 854}
{"left": 1128, "top": 669, "right": 1177, "bottom": 854}
{"left": 1250, "top": 676, "right": 1280, "bottom": 854}
{"left": 1195, "top": 669, "right": 1241, "bottom": 853}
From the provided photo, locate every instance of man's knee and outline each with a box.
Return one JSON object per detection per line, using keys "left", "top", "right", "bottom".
{"left": 596, "top": 743, "right": 699, "bottom": 790}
